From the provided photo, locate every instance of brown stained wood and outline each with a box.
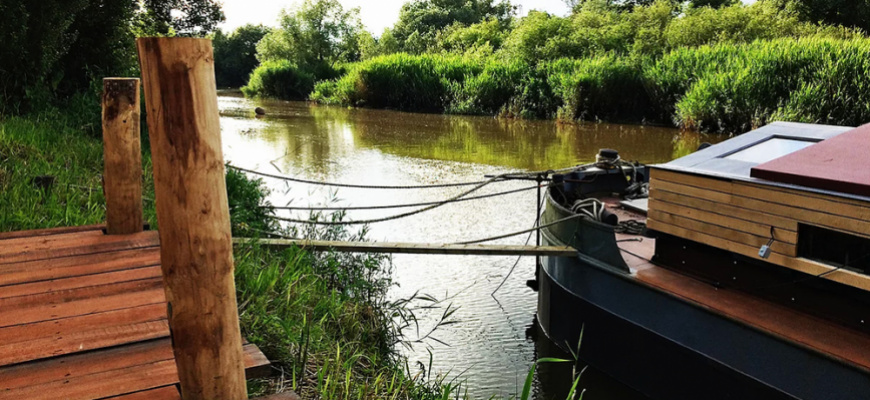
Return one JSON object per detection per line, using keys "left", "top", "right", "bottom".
{"left": 649, "top": 188, "right": 797, "bottom": 232}
{"left": 648, "top": 208, "right": 796, "bottom": 256}
{"left": 651, "top": 174, "right": 870, "bottom": 237}
{"left": 102, "top": 78, "right": 144, "bottom": 235}
{"left": 647, "top": 219, "right": 870, "bottom": 291}
{"left": 653, "top": 168, "right": 870, "bottom": 229}
{"left": 632, "top": 262, "right": 870, "bottom": 373}
{"left": 0, "top": 340, "right": 174, "bottom": 391}
{"left": 0, "top": 303, "right": 166, "bottom": 344}
{"left": 0, "top": 266, "right": 161, "bottom": 299}
{"left": 0, "top": 286, "right": 165, "bottom": 328}
{"left": 0, "top": 231, "right": 159, "bottom": 265}
{"left": 137, "top": 37, "right": 247, "bottom": 400}
{"left": 0, "top": 225, "right": 104, "bottom": 241}
{"left": 0, "top": 338, "right": 268, "bottom": 398}
{"left": 238, "top": 238, "right": 578, "bottom": 257}
{"left": 0, "top": 247, "right": 161, "bottom": 288}
{"left": 104, "top": 386, "right": 181, "bottom": 400}
{"left": 0, "top": 320, "right": 169, "bottom": 366}
{"left": 0, "top": 277, "right": 163, "bottom": 309}
{"left": 649, "top": 197, "right": 798, "bottom": 244}
{"left": 0, "top": 359, "right": 180, "bottom": 400}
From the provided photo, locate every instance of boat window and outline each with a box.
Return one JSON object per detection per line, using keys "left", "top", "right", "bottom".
{"left": 798, "top": 224, "right": 870, "bottom": 275}
{"left": 723, "top": 137, "right": 816, "bottom": 164}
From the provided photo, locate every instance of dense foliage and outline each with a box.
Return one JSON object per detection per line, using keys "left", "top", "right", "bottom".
{"left": 246, "top": 0, "right": 870, "bottom": 133}
{"left": 213, "top": 24, "right": 271, "bottom": 88}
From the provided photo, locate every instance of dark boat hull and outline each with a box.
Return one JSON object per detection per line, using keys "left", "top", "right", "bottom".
{"left": 538, "top": 197, "right": 870, "bottom": 400}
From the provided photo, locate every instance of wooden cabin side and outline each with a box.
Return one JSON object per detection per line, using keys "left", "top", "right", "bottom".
{"left": 646, "top": 167, "right": 870, "bottom": 294}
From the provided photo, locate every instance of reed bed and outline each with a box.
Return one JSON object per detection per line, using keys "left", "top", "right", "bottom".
{"left": 302, "top": 37, "right": 870, "bottom": 133}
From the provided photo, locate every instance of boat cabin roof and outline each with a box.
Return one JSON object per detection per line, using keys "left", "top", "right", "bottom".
{"left": 653, "top": 121, "right": 870, "bottom": 201}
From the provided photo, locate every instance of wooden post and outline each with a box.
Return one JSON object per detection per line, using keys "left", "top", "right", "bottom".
{"left": 102, "top": 78, "right": 144, "bottom": 235}
{"left": 136, "top": 37, "right": 248, "bottom": 400}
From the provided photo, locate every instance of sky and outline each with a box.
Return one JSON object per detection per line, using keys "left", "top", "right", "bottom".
{"left": 219, "top": 0, "right": 571, "bottom": 34}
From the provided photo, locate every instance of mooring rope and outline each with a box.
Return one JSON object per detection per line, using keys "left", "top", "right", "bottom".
{"left": 270, "top": 184, "right": 544, "bottom": 211}
{"left": 454, "top": 214, "right": 584, "bottom": 245}
{"left": 228, "top": 165, "right": 498, "bottom": 189}
{"left": 262, "top": 165, "right": 583, "bottom": 226}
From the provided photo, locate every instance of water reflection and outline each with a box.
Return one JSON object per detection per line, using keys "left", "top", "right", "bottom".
{"left": 218, "top": 92, "right": 725, "bottom": 399}
{"left": 220, "top": 93, "right": 720, "bottom": 172}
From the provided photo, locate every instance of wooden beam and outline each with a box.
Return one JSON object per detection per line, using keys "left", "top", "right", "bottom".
{"left": 233, "top": 238, "right": 577, "bottom": 257}
{"left": 137, "top": 37, "right": 247, "bottom": 400}
{"left": 102, "top": 78, "right": 144, "bottom": 235}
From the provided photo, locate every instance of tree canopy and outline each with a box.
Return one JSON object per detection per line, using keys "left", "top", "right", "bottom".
{"left": 256, "top": 0, "right": 363, "bottom": 66}
{"left": 392, "top": 0, "right": 516, "bottom": 51}
{"left": 213, "top": 25, "right": 271, "bottom": 88}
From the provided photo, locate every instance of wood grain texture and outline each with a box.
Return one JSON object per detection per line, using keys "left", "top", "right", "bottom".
{"left": 237, "top": 238, "right": 577, "bottom": 256}
{"left": 102, "top": 78, "right": 144, "bottom": 235}
{"left": 137, "top": 37, "right": 247, "bottom": 400}
{"left": 648, "top": 168, "right": 870, "bottom": 292}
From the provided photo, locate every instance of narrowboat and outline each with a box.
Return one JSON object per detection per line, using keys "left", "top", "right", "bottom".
{"left": 536, "top": 122, "right": 870, "bottom": 400}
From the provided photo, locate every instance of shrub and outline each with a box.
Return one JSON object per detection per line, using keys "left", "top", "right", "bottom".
{"left": 311, "top": 53, "right": 481, "bottom": 111}
{"left": 545, "top": 55, "right": 650, "bottom": 122}
{"left": 651, "top": 38, "right": 870, "bottom": 132}
{"left": 241, "top": 60, "right": 315, "bottom": 100}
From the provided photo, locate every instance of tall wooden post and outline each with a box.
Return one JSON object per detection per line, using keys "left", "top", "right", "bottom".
{"left": 136, "top": 37, "right": 248, "bottom": 400}
{"left": 102, "top": 78, "right": 144, "bottom": 235}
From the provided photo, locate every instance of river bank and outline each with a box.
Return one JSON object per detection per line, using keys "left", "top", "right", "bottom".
{"left": 0, "top": 109, "right": 466, "bottom": 399}
{"left": 244, "top": 37, "right": 870, "bottom": 134}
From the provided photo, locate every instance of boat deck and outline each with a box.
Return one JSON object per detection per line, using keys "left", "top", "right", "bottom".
{"left": 608, "top": 203, "right": 870, "bottom": 374}
{"left": 0, "top": 225, "right": 271, "bottom": 400}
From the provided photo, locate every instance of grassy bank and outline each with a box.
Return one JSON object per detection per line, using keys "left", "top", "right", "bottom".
{"left": 254, "top": 37, "right": 870, "bottom": 133}
{"left": 0, "top": 108, "right": 461, "bottom": 399}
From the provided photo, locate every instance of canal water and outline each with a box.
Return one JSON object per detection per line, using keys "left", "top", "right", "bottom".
{"left": 218, "top": 93, "right": 724, "bottom": 399}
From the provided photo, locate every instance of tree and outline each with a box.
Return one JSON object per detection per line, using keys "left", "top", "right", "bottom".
{"left": 213, "top": 25, "right": 271, "bottom": 88}
{"left": 255, "top": 0, "right": 363, "bottom": 66}
{"left": 392, "top": 0, "right": 516, "bottom": 50}
{"left": 776, "top": 0, "right": 870, "bottom": 32}
{"left": 689, "top": 0, "right": 737, "bottom": 8}
{"left": 0, "top": 0, "right": 137, "bottom": 113}
{"left": 142, "top": 0, "right": 225, "bottom": 36}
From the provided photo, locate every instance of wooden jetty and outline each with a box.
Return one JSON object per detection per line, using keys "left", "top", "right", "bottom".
{"left": 1, "top": 38, "right": 275, "bottom": 400}
{"left": 0, "top": 225, "right": 271, "bottom": 400}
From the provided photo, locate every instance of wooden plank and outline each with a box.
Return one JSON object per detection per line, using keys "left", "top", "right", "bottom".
{"left": 0, "top": 231, "right": 159, "bottom": 265}
{"left": 0, "top": 340, "right": 269, "bottom": 399}
{"left": 0, "top": 266, "right": 161, "bottom": 300}
{"left": 0, "top": 278, "right": 163, "bottom": 310}
{"left": 653, "top": 168, "right": 870, "bottom": 224}
{"left": 651, "top": 177, "right": 870, "bottom": 237}
{"left": 647, "top": 219, "right": 870, "bottom": 291}
{"left": 648, "top": 209, "right": 796, "bottom": 256}
{"left": 0, "top": 247, "right": 160, "bottom": 287}
{"left": 649, "top": 188, "right": 797, "bottom": 232}
{"left": 649, "top": 198, "right": 798, "bottom": 244}
{"left": 237, "top": 238, "right": 578, "bottom": 257}
{"left": 0, "top": 303, "right": 165, "bottom": 344}
{"left": 0, "top": 320, "right": 169, "bottom": 366}
{"left": 0, "top": 225, "right": 105, "bottom": 241}
{"left": 103, "top": 386, "right": 181, "bottom": 400}
{"left": 0, "top": 359, "right": 180, "bottom": 400}
{"left": 634, "top": 265, "right": 870, "bottom": 372}
{"left": 0, "top": 285, "right": 165, "bottom": 328}
{"left": 0, "top": 340, "right": 173, "bottom": 390}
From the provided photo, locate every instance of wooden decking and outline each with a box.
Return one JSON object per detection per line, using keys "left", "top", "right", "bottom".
{"left": 611, "top": 215, "right": 870, "bottom": 374}
{"left": 0, "top": 225, "right": 271, "bottom": 400}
